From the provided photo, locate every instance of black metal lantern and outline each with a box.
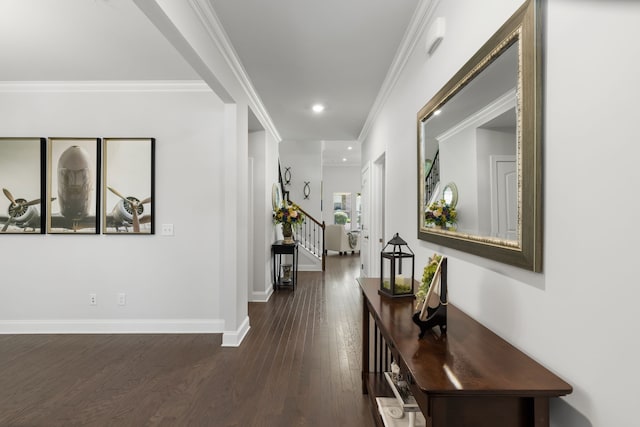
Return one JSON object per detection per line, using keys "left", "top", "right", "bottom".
{"left": 379, "top": 233, "right": 415, "bottom": 298}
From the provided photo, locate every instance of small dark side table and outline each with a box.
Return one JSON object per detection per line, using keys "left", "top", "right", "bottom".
{"left": 271, "top": 240, "right": 298, "bottom": 290}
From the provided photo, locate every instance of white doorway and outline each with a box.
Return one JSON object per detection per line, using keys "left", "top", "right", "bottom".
{"left": 360, "top": 162, "right": 371, "bottom": 277}
{"left": 490, "top": 155, "right": 517, "bottom": 240}
{"left": 371, "top": 154, "right": 386, "bottom": 277}
{"left": 247, "top": 157, "right": 254, "bottom": 299}
{"left": 360, "top": 154, "right": 386, "bottom": 277}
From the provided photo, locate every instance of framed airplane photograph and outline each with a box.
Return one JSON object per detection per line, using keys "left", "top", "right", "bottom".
{"left": 102, "top": 138, "right": 155, "bottom": 234}
{"left": 0, "top": 138, "right": 46, "bottom": 234}
{"left": 47, "top": 138, "right": 100, "bottom": 234}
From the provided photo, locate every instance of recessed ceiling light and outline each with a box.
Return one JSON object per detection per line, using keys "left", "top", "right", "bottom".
{"left": 342, "top": 158, "right": 347, "bottom": 162}
{"left": 348, "top": 146, "right": 353, "bottom": 150}
{"left": 312, "top": 104, "right": 325, "bottom": 113}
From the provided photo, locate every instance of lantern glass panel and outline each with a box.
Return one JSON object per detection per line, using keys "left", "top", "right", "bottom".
{"left": 379, "top": 233, "right": 415, "bottom": 298}
{"left": 380, "top": 251, "right": 415, "bottom": 297}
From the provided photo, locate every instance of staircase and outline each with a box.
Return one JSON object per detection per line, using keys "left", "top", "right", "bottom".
{"left": 294, "top": 204, "right": 325, "bottom": 271}
{"left": 278, "top": 164, "right": 326, "bottom": 271}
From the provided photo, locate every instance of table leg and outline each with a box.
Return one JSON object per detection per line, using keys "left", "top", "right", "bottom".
{"left": 533, "top": 397, "right": 549, "bottom": 427}
{"left": 274, "top": 252, "right": 280, "bottom": 290}
{"left": 362, "top": 296, "right": 369, "bottom": 394}
{"left": 272, "top": 248, "right": 276, "bottom": 291}
{"left": 293, "top": 246, "right": 298, "bottom": 290}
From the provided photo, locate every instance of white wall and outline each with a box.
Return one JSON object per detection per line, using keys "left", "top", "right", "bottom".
{"left": 142, "top": 0, "right": 282, "bottom": 344}
{"left": 278, "top": 140, "right": 322, "bottom": 219}
{"left": 361, "top": 0, "right": 640, "bottom": 425}
{"left": 439, "top": 126, "right": 479, "bottom": 232}
{"left": 249, "top": 130, "right": 279, "bottom": 301}
{"left": 0, "top": 85, "right": 227, "bottom": 332}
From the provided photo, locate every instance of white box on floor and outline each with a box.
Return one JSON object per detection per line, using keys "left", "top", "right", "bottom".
{"left": 375, "top": 397, "right": 426, "bottom": 427}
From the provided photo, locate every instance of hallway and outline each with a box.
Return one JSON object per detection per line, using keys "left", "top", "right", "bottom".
{"left": 238, "top": 254, "right": 371, "bottom": 426}
{"left": 0, "top": 254, "right": 373, "bottom": 426}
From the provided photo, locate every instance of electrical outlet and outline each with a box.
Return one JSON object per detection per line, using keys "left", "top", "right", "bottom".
{"left": 117, "top": 293, "right": 126, "bottom": 306}
{"left": 161, "top": 223, "right": 174, "bottom": 236}
{"left": 89, "top": 293, "right": 97, "bottom": 306}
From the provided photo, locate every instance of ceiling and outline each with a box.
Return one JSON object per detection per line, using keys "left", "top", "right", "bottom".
{"left": 209, "top": 0, "right": 420, "bottom": 143}
{"left": 0, "top": 0, "right": 199, "bottom": 81}
{"left": 423, "top": 42, "right": 519, "bottom": 139}
{"left": 0, "top": 0, "right": 422, "bottom": 164}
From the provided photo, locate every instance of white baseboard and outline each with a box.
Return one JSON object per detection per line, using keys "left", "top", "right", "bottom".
{"left": 298, "top": 264, "right": 322, "bottom": 272}
{"left": 221, "top": 316, "right": 250, "bottom": 347}
{"left": 0, "top": 318, "right": 225, "bottom": 334}
{"left": 250, "top": 286, "right": 274, "bottom": 302}
{"left": 1, "top": 316, "right": 252, "bottom": 348}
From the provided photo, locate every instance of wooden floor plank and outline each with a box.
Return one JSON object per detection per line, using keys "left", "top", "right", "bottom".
{"left": 0, "top": 254, "right": 373, "bottom": 427}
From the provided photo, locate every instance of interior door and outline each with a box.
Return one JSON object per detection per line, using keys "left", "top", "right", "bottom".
{"left": 360, "top": 163, "right": 371, "bottom": 277}
{"left": 490, "top": 155, "right": 517, "bottom": 240}
{"left": 371, "top": 154, "right": 385, "bottom": 276}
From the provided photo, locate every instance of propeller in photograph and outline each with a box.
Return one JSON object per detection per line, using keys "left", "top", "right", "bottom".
{"left": 107, "top": 186, "right": 151, "bottom": 232}
{"left": 2, "top": 188, "right": 41, "bottom": 232}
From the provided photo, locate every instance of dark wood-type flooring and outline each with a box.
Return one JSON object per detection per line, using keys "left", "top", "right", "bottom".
{"left": 0, "top": 255, "right": 373, "bottom": 427}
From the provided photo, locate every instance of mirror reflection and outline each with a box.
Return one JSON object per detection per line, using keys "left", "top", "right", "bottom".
{"left": 420, "top": 41, "right": 519, "bottom": 241}
{"left": 416, "top": 0, "right": 542, "bottom": 271}
{"left": 442, "top": 182, "right": 458, "bottom": 208}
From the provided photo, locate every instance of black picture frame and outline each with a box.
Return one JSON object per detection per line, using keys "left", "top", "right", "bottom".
{"left": 47, "top": 138, "right": 101, "bottom": 234}
{"left": 0, "top": 137, "right": 46, "bottom": 234}
{"left": 102, "top": 138, "right": 155, "bottom": 234}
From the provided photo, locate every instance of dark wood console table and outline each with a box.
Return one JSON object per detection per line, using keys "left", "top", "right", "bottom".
{"left": 359, "top": 277, "right": 572, "bottom": 427}
{"left": 271, "top": 240, "right": 298, "bottom": 290}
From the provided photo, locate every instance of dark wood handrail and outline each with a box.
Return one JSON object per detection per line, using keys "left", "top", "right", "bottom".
{"left": 296, "top": 205, "right": 322, "bottom": 228}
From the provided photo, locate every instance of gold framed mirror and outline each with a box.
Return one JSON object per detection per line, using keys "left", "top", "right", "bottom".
{"left": 417, "top": 0, "right": 542, "bottom": 272}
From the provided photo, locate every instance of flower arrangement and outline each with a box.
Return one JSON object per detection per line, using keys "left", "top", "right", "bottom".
{"left": 415, "top": 253, "right": 442, "bottom": 309}
{"left": 425, "top": 199, "right": 457, "bottom": 228}
{"left": 273, "top": 201, "right": 305, "bottom": 225}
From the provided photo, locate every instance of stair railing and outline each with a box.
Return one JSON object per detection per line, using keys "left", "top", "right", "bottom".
{"left": 294, "top": 204, "right": 326, "bottom": 271}
{"left": 278, "top": 161, "right": 325, "bottom": 271}
{"left": 425, "top": 150, "right": 440, "bottom": 206}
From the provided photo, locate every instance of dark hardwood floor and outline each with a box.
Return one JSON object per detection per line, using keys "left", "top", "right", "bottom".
{"left": 0, "top": 254, "right": 373, "bottom": 427}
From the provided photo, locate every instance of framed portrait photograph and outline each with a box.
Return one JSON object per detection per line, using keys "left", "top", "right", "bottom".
{"left": 47, "top": 138, "right": 100, "bottom": 234}
{"left": 0, "top": 138, "right": 46, "bottom": 234}
{"left": 102, "top": 138, "right": 155, "bottom": 234}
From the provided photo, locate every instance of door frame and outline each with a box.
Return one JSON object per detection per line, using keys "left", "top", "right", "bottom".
{"left": 360, "top": 161, "right": 371, "bottom": 277}
{"left": 490, "top": 154, "right": 517, "bottom": 239}
{"left": 370, "top": 153, "right": 385, "bottom": 278}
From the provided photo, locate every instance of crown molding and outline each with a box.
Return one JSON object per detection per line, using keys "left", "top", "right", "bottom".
{"left": 0, "top": 80, "right": 211, "bottom": 93}
{"left": 358, "top": 0, "right": 440, "bottom": 142}
{"left": 436, "top": 88, "right": 516, "bottom": 142}
{"left": 189, "top": 0, "right": 282, "bottom": 142}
